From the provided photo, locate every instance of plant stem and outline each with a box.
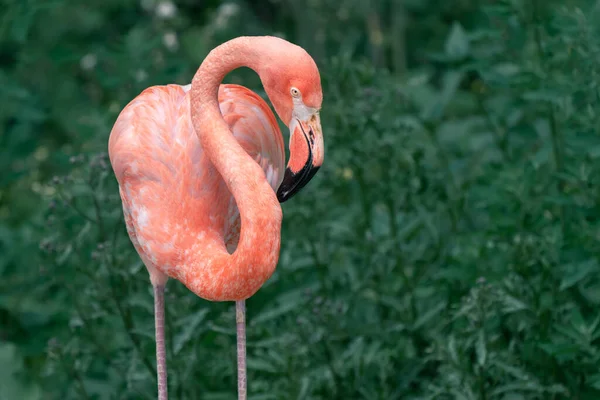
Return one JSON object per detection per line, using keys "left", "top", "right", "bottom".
{"left": 55, "top": 346, "right": 91, "bottom": 400}
{"left": 106, "top": 262, "right": 157, "bottom": 379}
{"left": 88, "top": 172, "right": 157, "bottom": 379}
{"left": 68, "top": 284, "right": 110, "bottom": 357}
{"left": 391, "top": 0, "right": 407, "bottom": 75}
{"left": 88, "top": 178, "right": 107, "bottom": 240}
{"left": 477, "top": 93, "right": 509, "bottom": 159}
{"left": 532, "top": 0, "right": 567, "bottom": 236}
{"left": 57, "top": 190, "right": 96, "bottom": 224}
{"left": 422, "top": 121, "right": 465, "bottom": 230}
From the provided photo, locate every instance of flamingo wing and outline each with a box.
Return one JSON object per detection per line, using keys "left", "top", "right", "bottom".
{"left": 108, "top": 83, "right": 285, "bottom": 279}
{"left": 213, "top": 84, "right": 285, "bottom": 251}
{"left": 216, "top": 83, "right": 285, "bottom": 191}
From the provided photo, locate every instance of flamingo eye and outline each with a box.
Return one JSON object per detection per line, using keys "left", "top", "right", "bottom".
{"left": 290, "top": 87, "right": 301, "bottom": 98}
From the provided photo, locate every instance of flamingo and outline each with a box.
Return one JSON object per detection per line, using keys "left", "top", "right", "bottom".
{"left": 107, "top": 36, "right": 323, "bottom": 400}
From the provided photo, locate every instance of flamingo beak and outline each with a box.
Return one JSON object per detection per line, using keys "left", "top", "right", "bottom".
{"left": 277, "top": 113, "right": 323, "bottom": 203}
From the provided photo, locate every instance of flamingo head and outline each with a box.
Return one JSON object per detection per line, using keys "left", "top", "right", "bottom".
{"left": 260, "top": 42, "right": 324, "bottom": 203}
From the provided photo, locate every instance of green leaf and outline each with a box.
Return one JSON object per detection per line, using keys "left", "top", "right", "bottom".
{"left": 0, "top": 343, "right": 41, "bottom": 400}
{"left": 500, "top": 394, "right": 526, "bottom": 400}
{"left": 421, "top": 70, "right": 463, "bottom": 121}
{"left": 559, "top": 259, "right": 598, "bottom": 291}
{"left": 250, "top": 299, "right": 301, "bottom": 325}
{"left": 297, "top": 376, "right": 311, "bottom": 400}
{"left": 173, "top": 308, "right": 210, "bottom": 355}
{"left": 476, "top": 330, "right": 487, "bottom": 366}
{"left": 538, "top": 341, "right": 581, "bottom": 361}
{"left": 412, "top": 301, "right": 446, "bottom": 330}
{"left": 445, "top": 22, "right": 470, "bottom": 59}
{"left": 246, "top": 357, "right": 278, "bottom": 373}
{"left": 448, "top": 335, "right": 460, "bottom": 365}
{"left": 587, "top": 373, "right": 600, "bottom": 390}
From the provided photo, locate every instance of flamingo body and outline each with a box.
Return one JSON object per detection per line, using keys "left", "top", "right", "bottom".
{"left": 109, "top": 83, "right": 285, "bottom": 301}
{"left": 108, "top": 36, "right": 324, "bottom": 400}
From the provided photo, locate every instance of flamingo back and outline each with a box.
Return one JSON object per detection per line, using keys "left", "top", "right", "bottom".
{"left": 108, "top": 83, "right": 284, "bottom": 283}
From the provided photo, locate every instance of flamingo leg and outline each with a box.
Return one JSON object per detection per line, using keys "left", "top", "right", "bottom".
{"left": 154, "top": 284, "right": 168, "bottom": 400}
{"left": 236, "top": 300, "right": 247, "bottom": 400}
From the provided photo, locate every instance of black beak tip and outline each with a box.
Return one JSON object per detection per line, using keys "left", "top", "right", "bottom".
{"left": 276, "top": 188, "right": 291, "bottom": 203}
{"left": 276, "top": 169, "right": 296, "bottom": 203}
{"left": 276, "top": 166, "right": 320, "bottom": 204}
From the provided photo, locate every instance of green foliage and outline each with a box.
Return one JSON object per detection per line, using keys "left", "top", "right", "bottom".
{"left": 2, "top": 0, "right": 600, "bottom": 399}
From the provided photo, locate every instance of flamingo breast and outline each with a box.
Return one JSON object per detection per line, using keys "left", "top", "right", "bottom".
{"left": 108, "top": 83, "right": 284, "bottom": 281}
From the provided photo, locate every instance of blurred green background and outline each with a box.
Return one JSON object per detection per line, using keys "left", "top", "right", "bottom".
{"left": 3, "top": 0, "right": 600, "bottom": 398}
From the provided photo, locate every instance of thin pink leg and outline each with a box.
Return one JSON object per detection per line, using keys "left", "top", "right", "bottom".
{"left": 154, "top": 284, "right": 168, "bottom": 400}
{"left": 236, "top": 300, "right": 247, "bottom": 400}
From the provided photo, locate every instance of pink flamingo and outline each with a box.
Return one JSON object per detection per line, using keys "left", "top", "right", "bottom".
{"left": 108, "top": 36, "right": 323, "bottom": 400}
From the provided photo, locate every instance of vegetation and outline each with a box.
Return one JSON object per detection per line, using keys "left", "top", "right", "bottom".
{"left": 2, "top": 0, "right": 600, "bottom": 398}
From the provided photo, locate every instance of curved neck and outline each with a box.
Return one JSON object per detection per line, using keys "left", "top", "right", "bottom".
{"left": 188, "top": 37, "right": 282, "bottom": 301}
